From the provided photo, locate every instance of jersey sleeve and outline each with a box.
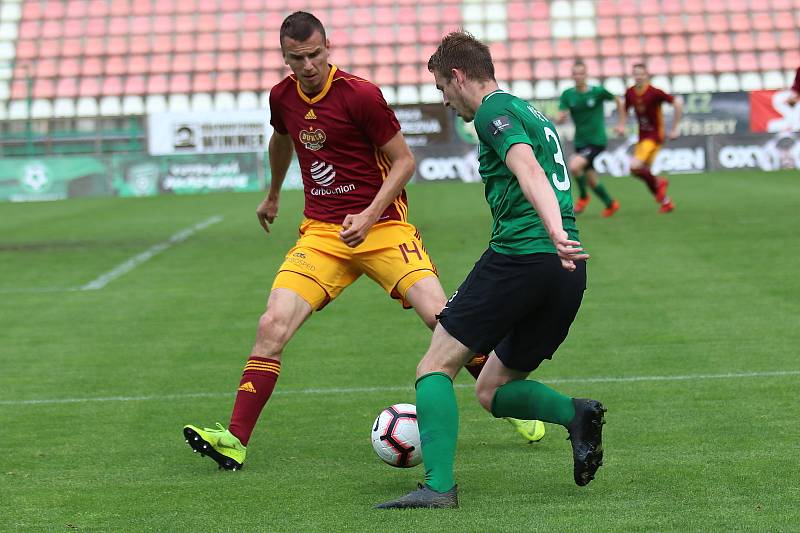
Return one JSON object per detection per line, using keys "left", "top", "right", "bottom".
{"left": 476, "top": 108, "right": 533, "bottom": 162}
{"left": 600, "top": 86, "right": 616, "bottom": 101}
{"left": 268, "top": 89, "right": 288, "bottom": 135}
{"left": 350, "top": 83, "right": 401, "bottom": 147}
{"left": 624, "top": 89, "right": 633, "bottom": 110}
{"left": 558, "top": 90, "right": 569, "bottom": 110}
{"left": 792, "top": 67, "right": 800, "bottom": 93}
{"left": 654, "top": 87, "right": 675, "bottom": 104}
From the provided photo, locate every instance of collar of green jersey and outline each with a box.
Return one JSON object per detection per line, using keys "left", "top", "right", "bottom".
{"left": 481, "top": 89, "right": 505, "bottom": 103}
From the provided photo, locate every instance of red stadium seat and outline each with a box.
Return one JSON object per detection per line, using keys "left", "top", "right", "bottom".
{"left": 147, "top": 74, "right": 168, "bottom": 94}
{"left": 216, "top": 53, "right": 237, "bottom": 72}
{"left": 773, "top": 11, "right": 795, "bottom": 30}
{"left": 644, "top": 36, "right": 664, "bottom": 55}
{"left": 555, "top": 60, "right": 572, "bottom": 79}
{"left": 690, "top": 54, "right": 713, "bottom": 74}
{"left": 688, "top": 33, "right": 711, "bottom": 54}
{"left": 170, "top": 74, "right": 191, "bottom": 93}
{"left": 782, "top": 50, "right": 800, "bottom": 70}
{"left": 575, "top": 39, "right": 598, "bottom": 59}
{"left": 729, "top": 13, "right": 751, "bottom": 32}
{"left": 707, "top": 14, "right": 729, "bottom": 33}
{"left": 239, "top": 71, "right": 259, "bottom": 91}
{"left": 662, "top": 16, "right": 684, "bottom": 35}
{"left": 18, "top": 21, "right": 39, "bottom": 40}
{"left": 732, "top": 32, "right": 755, "bottom": 52}
{"left": 150, "top": 55, "right": 171, "bottom": 74}
{"left": 595, "top": 0, "right": 617, "bottom": 16}
{"left": 42, "top": 2, "right": 66, "bottom": 19}
{"left": 647, "top": 56, "right": 668, "bottom": 76}
{"left": 197, "top": 14, "right": 217, "bottom": 33}
{"left": 397, "top": 64, "right": 420, "bottom": 84}
{"left": 58, "top": 58, "right": 81, "bottom": 78}
{"left": 57, "top": 77, "right": 79, "bottom": 98}
{"left": 153, "top": 16, "right": 175, "bottom": 34}
{"left": 714, "top": 53, "right": 735, "bottom": 72}
{"left": 596, "top": 18, "right": 617, "bottom": 38}
{"left": 736, "top": 53, "right": 758, "bottom": 72}
{"left": 171, "top": 54, "right": 193, "bottom": 73}
{"left": 218, "top": 33, "right": 239, "bottom": 52}
{"left": 373, "top": 45, "right": 396, "bottom": 66}
{"left": 79, "top": 76, "right": 101, "bottom": 97}
{"left": 194, "top": 53, "right": 215, "bottom": 72}
{"left": 86, "top": 18, "right": 107, "bottom": 37}
{"left": 704, "top": 0, "right": 726, "bottom": 13}
{"left": 239, "top": 51, "right": 260, "bottom": 71}
{"left": 618, "top": 17, "right": 639, "bottom": 37}
{"left": 667, "top": 35, "right": 689, "bottom": 55}
{"left": 132, "top": 1, "right": 153, "bottom": 16}
{"left": 534, "top": 60, "right": 555, "bottom": 80}
{"left": 128, "top": 56, "right": 149, "bottom": 75}
{"left": 173, "top": 15, "right": 195, "bottom": 34}
{"left": 621, "top": 37, "right": 643, "bottom": 57}
{"left": 174, "top": 35, "right": 195, "bottom": 53}
{"left": 778, "top": 30, "right": 800, "bottom": 50}
{"left": 507, "top": 2, "right": 526, "bottom": 20}
{"left": 529, "top": 40, "right": 552, "bottom": 60}
{"left": 494, "top": 62, "right": 510, "bottom": 82}
{"left": 239, "top": 32, "right": 260, "bottom": 51}
{"left": 669, "top": 55, "right": 692, "bottom": 74}
{"left": 263, "top": 50, "right": 283, "bottom": 69}
{"left": 81, "top": 57, "right": 103, "bottom": 76}
{"left": 553, "top": 40, "right": 575, "bottom": 60}
{"left": 33, "top": 79, "right": 55, "bottom": 99}
{"left": 510, "top": 60, "right": 533, "bottom": 81}
{"left": 759, "top": 52, "right": 782, "bottom": 70}
{"left": 490, "top": 42, "right": 509, "bottom": 62}
{"left": 373, "top": 66, "right": 396, "bottom": 86}
{"left": 661, "top": 0, "right": 682, "bottom": 14}
{"left": 105, "top": 56, "right": 127, "bottom": 76}
{"left": 640, "top": 16, "right": 661, "bottom": 36}
{"left": 15, "top": 41, "right": 37, "bottom": 60}
{"left": 752, "top": 13, "right": 773, "bottom": 31}
{"left": 196, "top": 33, "right": 217, "bottom": 53}
{"left": 726, "top": 0, "right": 749, "bottom": 12}
{"left": 63, "top": 19, "right": 85, "bottom": 38}
{"left": 192, "top": 73, "right": 214, "bottom": 93}
{"left": 107, "top": 37, "right": 128, "bottom": 56}
{"left": 685, "top": 15, "right": 705, "bottom": 34}
{"left": 11, "top": 80, "right": 27, "bottom": 100}
{"left": 40, "top": 21, "right": 63, "bottom": 39}
{"left": 102, "top": 76, "right": 123, "bottom": 97}
{"left": 601, "top": 57, "right": 624, "bottom": 78}
{"left": 683, "top": 0, "right": 704, "bottom": 13}
{"left": 754, "top": 31, "right": 778, "bottom": 51}
{"left": 36, "top": 59, "right": 57, "bottom": 78}
{"left": 710, "top": 33, "right": 732, "bottom": 53}
{"left": 129, "top": 36, "right": 150, "bottom": 55}
{"left": 598, "top": 37, "right": 621, "bottom": 58}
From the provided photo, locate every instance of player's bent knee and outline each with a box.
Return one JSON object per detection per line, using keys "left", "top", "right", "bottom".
{"left": 474, "top": 384, "right": 496, "bottom": 413}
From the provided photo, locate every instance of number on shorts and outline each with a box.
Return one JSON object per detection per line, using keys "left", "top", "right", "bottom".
{"left": 399, "top": 242, "right": 422, "bottom": 263}
{"left": 544, "top": 127, "right": 570, "bottom": 191}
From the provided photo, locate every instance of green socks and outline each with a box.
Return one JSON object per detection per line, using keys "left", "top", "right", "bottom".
{"left": 592, "top": 182, "right": 614, "bottom": 207}
{"left": 576, "top": 173, "right": 589, "bottom": 199}
{"left": 490, "top": 379, "right": 576, "bottom": 426}
{"left": 415, "top": 372, "right": 458, "bottom": 493}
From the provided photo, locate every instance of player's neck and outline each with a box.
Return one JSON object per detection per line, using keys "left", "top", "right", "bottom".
{"left": 473, "top": 80, "right": 501, "bottom": 109}
{"left": 576, "top": 83, "right": 588, "bottom": 92}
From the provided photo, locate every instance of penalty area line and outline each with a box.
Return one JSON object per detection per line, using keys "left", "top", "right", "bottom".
{"left": 0, "top": 370, "right": 797, "bottom": 407}
{"left": 79, "top": 215, "right": 223, "bottom": 291}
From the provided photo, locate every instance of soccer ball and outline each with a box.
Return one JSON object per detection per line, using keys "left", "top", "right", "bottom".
{"left": 371, "top": 403, "right": 422, "bottom": 468}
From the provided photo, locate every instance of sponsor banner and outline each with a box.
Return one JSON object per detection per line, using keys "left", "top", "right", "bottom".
{"left": 148, "top": 109, "right": 271, "bottom": 155}
{"left": 709, "top": 132, "right": 800, "bottom": 171}
{"left": 394, "top": 104, "right": 450, "bottom": 147}
{"left": 0, "top": 156, "right": 111, "bottom": 202}
{"left": 112, "top": 153, "right": 262, "bottom": 197}
{"left": 412, "top": 143, "right": 481, "bottom": 183}
{"left": 587, "top": 136, "right": 707, "bottom": 177}
{"left": 749, "top": 90, "right": 800, "bottom": 133}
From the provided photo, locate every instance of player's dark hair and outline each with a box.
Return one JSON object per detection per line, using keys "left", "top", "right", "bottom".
{"left": 573, "top": 60, "right": 586, "bottom": 70}
{"left": 428, "top": 31, "right": 495, "bottom": 82}
{"left": 280, "top": 11, "right": 326, "bottom": 49}
{"left": 632, "top": 63, "right": 648, "bottom": 72}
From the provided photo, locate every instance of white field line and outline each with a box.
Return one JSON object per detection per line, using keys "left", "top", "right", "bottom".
{"left": 79, "top": 215, "right": 223, "bottom": 291}
{"left": 0, "top": 370, "right": 797, "bottom": 407}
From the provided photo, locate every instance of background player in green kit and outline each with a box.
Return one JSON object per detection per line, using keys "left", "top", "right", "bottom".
{"left": 557, "top": 60, "right": 626, "bottom": 217}
{"left": 377, "top": 32, "right": 606, "bottom": 509}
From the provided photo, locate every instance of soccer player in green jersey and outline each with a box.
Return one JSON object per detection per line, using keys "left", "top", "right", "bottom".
{"left": 557, "top": 60, "right": 626, "bottom": 217}
{"left": 376, "top": 32, "right": 606, "bottom": 509}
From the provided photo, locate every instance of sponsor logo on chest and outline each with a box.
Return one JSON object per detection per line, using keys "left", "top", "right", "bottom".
{"left": 299, "top": 127, "right": 326, "bottom": 151}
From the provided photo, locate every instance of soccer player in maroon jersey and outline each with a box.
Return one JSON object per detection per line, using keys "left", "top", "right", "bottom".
{"left": 182, "top": 12, "right": 540, "bottom": 470}
{"left": 787, "top": 67, "right": 799, "bottom": 106}
{"left": 622, "top": 63, "right": 682, "bottom": 213}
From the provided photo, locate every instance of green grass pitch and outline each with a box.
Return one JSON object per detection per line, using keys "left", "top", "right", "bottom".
{"left": 1, "top": 170, "right": 798, "bottom": 531}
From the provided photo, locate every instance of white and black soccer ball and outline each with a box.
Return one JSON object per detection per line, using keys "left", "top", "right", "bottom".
{"left": 371, "top": 403, "right": 422, "bottom": 468}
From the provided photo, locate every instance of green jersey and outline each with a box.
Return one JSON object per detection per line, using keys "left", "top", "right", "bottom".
{"left": 474, "top": 90, "right": 578, "bottom": 256}
{"left": 558, "top": 85, "right": 615, "bottom": 147}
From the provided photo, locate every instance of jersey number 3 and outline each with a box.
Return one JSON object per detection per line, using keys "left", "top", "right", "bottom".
{"left": 544, "top": 127, "right": 570, "bottom": 192}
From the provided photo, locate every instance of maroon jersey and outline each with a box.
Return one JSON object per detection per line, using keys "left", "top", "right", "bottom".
{"left": 792, "top": 67, "right": 800, "bottom": 93}
{"left": 625, "top": 84, "right": 675, "bottom": 143}
{"left": 269, "top": 65, "right": 405, "bottom": 224}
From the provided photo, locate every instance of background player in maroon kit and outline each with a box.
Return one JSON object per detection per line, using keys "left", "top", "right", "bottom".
{"left": 183, "top": 11, "right": 539, "bottom": 470}
{"left": 622, "top": 63, "right": 682, "bottom": 214}
{"left": 788, "top": 67, "right": 800, "bottom": 106}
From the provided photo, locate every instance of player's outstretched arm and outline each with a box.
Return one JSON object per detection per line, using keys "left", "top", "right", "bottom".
{"left": 555, "top": 110, "right": 569, "bottom": 125}
{"left": 505, "top": 143, "right": 589, "bottom": 271}
{"left": 258, "top": 132, "right": 294, "bottom": 234}
{"left": 668, "top": 97, "right": 683, "bottom": 140}
{"left": 614, "top": 96, "right": 627, "bottom": 136}
{"left": 339, "top": 131, "right": 415, "bottom": 247}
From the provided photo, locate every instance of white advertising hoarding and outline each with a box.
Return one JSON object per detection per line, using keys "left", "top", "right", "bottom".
{"left": 148, "top": 109, "right": 272, "bottom": 155}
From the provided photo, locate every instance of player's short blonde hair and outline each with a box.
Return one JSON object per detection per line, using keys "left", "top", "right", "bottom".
{"left": 427, "top": 31, "right": 495, "bottom": 82}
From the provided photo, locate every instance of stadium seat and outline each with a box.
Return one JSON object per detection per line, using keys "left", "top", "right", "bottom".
{"left": 53, "top": 97, "right": 76, "bottom": 117}
{"left": 686, "top": 35, "right": 708, "bottom": 55}
{"left": 711, "top": 33, "right": 733, "bottom": 53}
{"left": 237, "top": 91, "right": 260, "bottom": 110}
{"left": 620, "top": 37, "right": 643, "bottom": 58}
{"left": 510, "top": 79, "right": 534, "bottom": 100}
{"left": 778, "top": 31, "right": 799, "bottom": 51}
{"left": 693, "top": 73, "right": 717, "bottom": 92}
{"left": 124, "top": 76, "right": 145, "bottom": 95}
{"left": 82, "top": 58, "right": 103, "bottom": 77}
{"left": 647, "top": 56, "right": 668, "bottom": 76}
{"left": 661, "top": 16, "right": 684, "bottom": 35}
{"left": 553, "top": 39, "right": 575, "bottom": 60}
{"left": 762, "top": 70, "right": 786, "bottom": 89}
{"left": 533, "top": 59, "right": 555, "bottom": 80}
{"left": 601, "top": 57, "right": 624, "bottom": 78}
{"left": 147, "top": 75, "right": 168, "bottom": 94}
{"left": 671, "top": 75, "right": 693, "bottom": 94}
{"left": 754, "top": 31, "right": 778, "bottom": 51}
{"left": 707, "top": 14, "right": 729, "bottom": 33}
{"left": 598, "top": 37, "right": 621, "bottom": 58}
{"left": 644, "top": 36, "right": 664, "bottom": 56}
{"left": 533, "top": 79, "right": 556, "bottom": 99}
{"left": 752, "top": 13, "right": 773, "bottom": 31}
{"left": 739, "top": 72, "right": 763, "bottom": 90}
{"left": 717, "top": 73, "right": 740, "bottom": 91}
{"left": 729, "top": 13, "right": 751, "bottom": 32}
{"left": 690, "top": 54, "right": 713, "bottom": 74}
{"left": 714, "top": 53, "right": 736, "bottom": 72}
{"left": 531, "top": 40, "right": 553, "bottom": 60}
{"left": 618, "top": 17, "right": 639, "bottom": 37}
{"left": 169, "top": 93, "right": 191, "bottom": 112}
{"left": 106, "top": 57, "right": 127, "bottom": 76}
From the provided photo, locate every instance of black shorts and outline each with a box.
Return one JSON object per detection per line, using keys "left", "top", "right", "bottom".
{"left": 575, "top": 144, "right": 605, "bottom": 170}
{"left": 438, "top": 249, "right": 586, "bottom": 373}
